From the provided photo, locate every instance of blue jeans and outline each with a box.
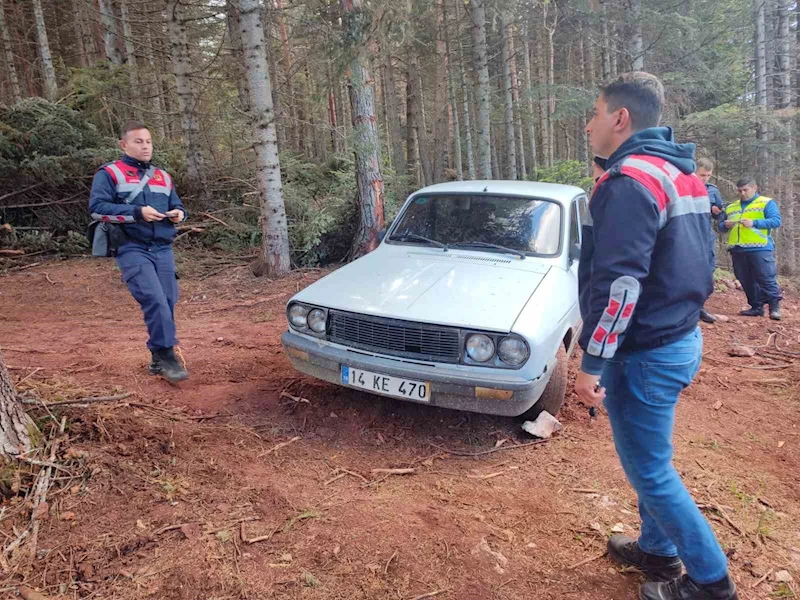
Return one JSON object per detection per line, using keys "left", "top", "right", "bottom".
{"left": 116, "top": 243, "right": 179, "bottom": 350}
{"left": 601, "top": 328, "right": 729, "bottom": 584}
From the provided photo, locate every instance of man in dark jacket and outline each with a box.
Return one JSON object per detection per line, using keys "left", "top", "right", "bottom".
{"left": 577, "top": 73, "right": 737, "bottom": 600}
{"left": 695, "top": 158, "right": 725, "bottom": 324}
{"left": 89, "top": 121, "right": 189, "bottom": 383}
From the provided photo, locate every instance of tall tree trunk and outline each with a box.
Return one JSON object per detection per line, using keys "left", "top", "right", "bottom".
{"left": 226, "top": 0, "right": 250, "bottom": 112}
{"left": 442, "top": 0, "right": 461, "bottom": 180}
{"left": 500, "top": 14, "right": 517, "bottom": 180}
{"left": 119, "top": 0, "right": 141, "bottom": 118}
{"left": 755, "top": 0, "right": 769, "bottom": 182}
{"left": 0, "top": 0, "right": 21, "bottom": 103}
{"left": 536, "top": 22, "right": 549, "bottom": 168}
{"left": 777, "top": 0, "right": 794, "bottom": 272}
{"left": 168, "top": 0, "right": 204, "bottom": 183}
{"left": 384, "top": 47, "right": 407, "bottom": 181}
{"left": 144, "top": 23, "right": 167, "bottom": 139}
{"left": 455, "top": 0, "right": 475, "bottom": 179}
{"left": 522, "top": 24, "right": 538, "bottom": 174}
{"left": 601, "top": 8, "right": 611, "bottom": 81}
{"left": 342, "top": 0, "right": 385, "bottom": 259}
{"left": 98, "top": 0, "right": 123, "bottom": 65}
{"left": 432, "top": 0, "right": 449, "bottom": 182}
{"left": 471, "top": 0, "right": 491, "bottom": 178}
{"left": 411, "top": 56, "right": 433, "bottom": 186}
{"left": 777, "top": 0, "right": 791, "bottom": 108}
{"left": 274, "top": 0, "right": 298, "bottom": 154}
{"left": 79, "top": 0, "right": 99, "bottom": 64}
{"left": 31, "top": 0, "right": 57, "bottom": 101}
{"left": 508, "top": 24, "right": 526, "bottom": 178}
{"left": 546, "top": 7, "right": 557, "bottom": 166}
{"left": 627, "top": 0, "right": 644, "bottom": 71}
{"left": 578, "top": 34, "right": 590, "bottom": 170}
{"left": 406, "top": 66, "right": 421, "bottom": 187}
{"left": 70, "top": 0, "right": 88, "bottom": 68}
{"left": 239, "top": 0, "right": 291, "bottom": 277}
{"left": 0, "top": 350, "right": 34, "bottom": 457}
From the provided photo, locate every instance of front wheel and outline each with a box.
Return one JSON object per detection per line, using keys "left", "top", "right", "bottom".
{"left": 518, "top": 344, "right": 568, "bottom": 421}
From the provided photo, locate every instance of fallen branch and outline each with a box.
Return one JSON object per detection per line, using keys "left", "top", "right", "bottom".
{"left": 698, "top": 504, "right": 744, "bottom": 536}
{"left": 568, "top": 551, "right": 608, "bottom": 570}
{"left": 410, "top": 589, "right": 451, "bottom": 600}
{"left": 751, "top": 569, "right": 773, "bottom": 589}
{"left": 569, "top": 488, "right": 601, "bottom": 494}
{"left": 201, "top": 212, "right": 234, "bottom": 229}
{"left": 0, "top": 249, "right": 25, "bottom": 256}
{"left": 371, "top": 468, "right": 415, "bottom": 475}
{"left": 429, "top": 439, "right": 549, "bottom": 457}
{"left": 22, "top": 392, "right": 134, "bottom": 407}
{"left": 385, "top": 550, "right": 398, "bottom": 574}
{"left": 1, "top": 347, "right": 58, "bottom": 354}
{"left": 260, "top": 436, "right": 301, "bottom": 456}
{"left": 4, "top": 262, "right": 41, "bottom": 273}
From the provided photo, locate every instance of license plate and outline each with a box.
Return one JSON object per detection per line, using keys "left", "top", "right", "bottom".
{"left": 341, "top": 366, "right": 430, "bottom": 402}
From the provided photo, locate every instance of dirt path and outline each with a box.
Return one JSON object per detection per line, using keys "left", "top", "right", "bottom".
{"left": 1, "top": 258, "right": 798, "bottom": 599}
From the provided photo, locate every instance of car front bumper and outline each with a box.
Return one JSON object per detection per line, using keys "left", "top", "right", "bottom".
{"left": 281, "top": 331, "right": 555, "bottom": 417}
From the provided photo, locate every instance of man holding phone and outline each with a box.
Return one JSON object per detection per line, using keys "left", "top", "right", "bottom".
{"left": 89, "top": 121, "right": 189, "bottom": 383}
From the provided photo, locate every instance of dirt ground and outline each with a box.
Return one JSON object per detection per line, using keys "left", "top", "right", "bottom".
{"left": 1, "top": 256, "right": 799, "bottom": 600}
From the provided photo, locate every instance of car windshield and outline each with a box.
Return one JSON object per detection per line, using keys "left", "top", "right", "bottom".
{"left": 389, "top": 194, "right": 562, "bottom": 256}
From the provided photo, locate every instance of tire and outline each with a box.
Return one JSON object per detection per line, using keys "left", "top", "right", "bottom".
{"left": 518, "top": 344, "right": 568, "bottom": 421}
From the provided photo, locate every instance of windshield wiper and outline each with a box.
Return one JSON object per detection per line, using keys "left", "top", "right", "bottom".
{"left": 391, "top": 233, "right": 448, "bottom": 250}
{"left": 449, "top": 241, "right": 526, "bottom": 259}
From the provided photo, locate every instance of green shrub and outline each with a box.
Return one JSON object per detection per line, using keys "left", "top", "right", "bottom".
{"left": 528, "top": 160, "right": 594, "bottom": 191}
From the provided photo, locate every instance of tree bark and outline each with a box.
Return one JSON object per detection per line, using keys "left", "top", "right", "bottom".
{"left": 168, "top": 0, "right": 204, "bottom": 184}
{"left": 578, "top": 34, "right": 590, "bottom": 170}
{"left": 545, "top": 6, "right": 557, "bottom": 167}
{"left": 239, "top": 0, "right": 291, "bottom": 277}
{"left": 508, "top": 24, "right": 526, "bottom": 178}
{"left": 626, "top": 0, "right": 644, "bottom": 71}
{"left": 342, "top": 0, "right": 385, "bottom": 259}
{"left": 601, "top": 8, "right": 611, "bottom": 81}
{"left": 442, "top": 0, "right": 461, "bottom": 180}
{"left": 70, "top": 0, "right": 88, "bottom": 68}
{"left": 144, "top": 22, "right": 167, "bottom": 139}
{"left": 0, "top": 350, "right": 34, "bottom": 457}
{"left": 384, "top": 46, "right": 407, "bottom": 181}
{"left": 432, "top": 0, "right": 449, "bottom": 182}
{"left": 226, "top": 0, "right": 250, "bottom": 112}
{"left": 0, "top": 0, "right": 21, "bottom": 103}
{"left": 119, "top": 0, "right": 141, "bottom": 119}
{"left": 406, "top": 65, "right": 421, "bottom": 187}
{"left": 470, "top": 0, "right": 491, "bottom": 179}
{"left": 31, "top": 0, "right": 57, "bottom": 101}
{"left": 500, "top": 14, "right": 517, "bottom": 180}
{"left": 454, "top": 0, "right": 475, "bottom": 180}
{"left": 410, "top": 55, "right": 433, "bottom": 186}
{"left": 522, "top": 24, "right": 538, "bottom": 174}
{"left": 755, "top": 0, "right": 769, "bottom": 181}
{"left": 98, "top": 0, "right": 123, "bottom": 65}
{"left": 274, "top": 0, "right": 298, "bottom": 154}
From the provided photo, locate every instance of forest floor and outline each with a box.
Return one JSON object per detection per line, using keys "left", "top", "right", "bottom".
{"left": 0, "top": 255, "right": 798, "bottom": 600}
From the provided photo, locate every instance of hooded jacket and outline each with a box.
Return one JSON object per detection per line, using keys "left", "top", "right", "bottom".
{"left": 578, "top": 127, "right": 713, "bottom": 375}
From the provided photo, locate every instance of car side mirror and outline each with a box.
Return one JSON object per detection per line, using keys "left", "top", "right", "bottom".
{"left": 568, "top": 243, "right": 581, "bottom": 262}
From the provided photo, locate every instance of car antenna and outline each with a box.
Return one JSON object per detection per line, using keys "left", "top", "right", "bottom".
{"left": 483, "top": 186, "right": 488, "bottom": 192}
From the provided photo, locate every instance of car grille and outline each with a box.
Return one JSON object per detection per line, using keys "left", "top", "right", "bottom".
{"left": 329, "top": 310, "right": 461, "bottom": 363}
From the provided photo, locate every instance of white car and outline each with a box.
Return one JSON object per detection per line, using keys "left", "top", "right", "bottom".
{"left": 281, "top": 180, "right": 587, "bottom": 418}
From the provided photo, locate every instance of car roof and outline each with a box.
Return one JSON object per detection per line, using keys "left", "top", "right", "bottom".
{"left": 409, "top": 180, "right": 586, "bottom": 206}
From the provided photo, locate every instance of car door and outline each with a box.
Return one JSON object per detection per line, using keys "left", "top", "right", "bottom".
{"left": 568, "top": 196, "right": 583, "bottom": 279}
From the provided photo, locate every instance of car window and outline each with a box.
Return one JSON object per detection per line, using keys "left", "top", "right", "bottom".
{"left": 577, "top": 194, "right": 590, "bottom": 226}
{"left": 390, "top": 194, "right": 562, "bottom": 256}
{"left": 570, "top": 200, "right": 580, "bottom": 247}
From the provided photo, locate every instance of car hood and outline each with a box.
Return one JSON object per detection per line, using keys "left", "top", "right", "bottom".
{"left": 293, "top": 249, "right": 550, "bottom": 332}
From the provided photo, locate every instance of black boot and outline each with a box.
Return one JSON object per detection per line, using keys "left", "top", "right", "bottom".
{"left": 738, "top": 306, "right": 764, "bottom": 317}
{"left": 608, "top": 536, "right": 683, "bottom": 582}
{"left": 149, "top": 347, "right": 189, "bottom": 383}
{"left": 769, "top": 302, "right": 782, "bottom": 321}
{"left": 639, "top": 574, "right": 738, "bottom": 600}
{"left": 699, "top": 309, "right": 717, "bottom": 324}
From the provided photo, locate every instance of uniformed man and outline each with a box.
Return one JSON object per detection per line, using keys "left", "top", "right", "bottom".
{"left": 719, "top": 177, "right": 783, "bottom": 320}
{"left": 89, "top": 121, "right": 189, "bottom": 382}
{"left": 695, "top": 158, "right": 725, "bottom": 324}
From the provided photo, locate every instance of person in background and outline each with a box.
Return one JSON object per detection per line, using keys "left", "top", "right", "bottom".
{"left": 695, "top": 158, "right": 725, "bottom": 324}
{"left": 719, "top": 177, "right": 782, "bottom": 320}
{"left": 578, "top": 72, "right": 737, "bottom": 600}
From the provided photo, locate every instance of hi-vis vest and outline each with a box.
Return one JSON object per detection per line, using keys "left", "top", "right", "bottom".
{"left": 726, "top": 196, "right": 772, "bottom": 248}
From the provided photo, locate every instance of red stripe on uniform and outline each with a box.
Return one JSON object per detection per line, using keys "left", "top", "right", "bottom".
{"left": 593, "top": 326, "right": 607, "bottom": 344}
{"left": 620, "top": 166, "right": 669, "bottom": 212}
{"left": 607, "top": 333, "right": 618, "bottom": 345}
{"left": 622, "top": 303, "right": 635, "bottom": 319}
{"left": 102, "top": 165, "right": 118, "bottom": 185}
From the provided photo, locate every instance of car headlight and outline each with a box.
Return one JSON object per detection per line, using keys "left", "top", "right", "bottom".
{"left": 288, "top": 304, "right": 309, "bottom": 329}
{"left": 307, "top": 308, "right": 327, "bottom": 333}
{"left": 497, "top": 336, "right": 529, "bottom": 366}
{"left": 466, "top": 334, "right": 495, "bottom": 362}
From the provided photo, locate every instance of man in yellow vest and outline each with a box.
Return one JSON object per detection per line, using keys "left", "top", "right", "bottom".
{"left": 720, "top": 177, "right": 782, "bottom": 320}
